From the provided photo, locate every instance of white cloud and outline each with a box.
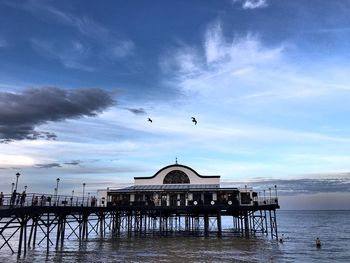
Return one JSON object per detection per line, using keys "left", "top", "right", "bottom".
{"left": 203, "top": 22, "right": 282, "bottom": 66}
{"left": 108, "top": 40, "right": 135, "bottom": 59}
{"left": 12, "top": 1, "right": 108, "bottom": 40}
{"left": 41, "top": 4, "right": 135, "bottom": 59}
{"left": 243, "top": 0, "right": 268, "bottom": 9}
{"left": 233, "top": 0, "right": 268, "bottom": 9}
{"left": 160, "top": 45, "right": 202, "bottom": 78}
{"left": 165, "top": 22, "right": 284, "bottom": 102}
{"left": 41, "top": 5, "right": 135, "bottom": 59}
{"left": 163, "top": 21, "right": 350, "bottom": 108}
{"left": 30, "top": 38, "right": 94, "bottom": 71}
{"left": 231, "top": 67, "right": 254, "bottom": 76}
{"left": 205, "top": 22, "right": 226, "bottom": 63}
{"left": 0, "top": 154, "right": 35, "bottom": 167}
{"left": 9, "top": 1, "right": 134, "bottom": 61}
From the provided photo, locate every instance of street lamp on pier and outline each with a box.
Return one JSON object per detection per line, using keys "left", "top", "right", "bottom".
{"left": 55, "top": 178, "right": 60, "bottom": 206}
{"left": 15, "top": 173, "right": 20, "bottom": 192}
{"left": 82, "top": 183, "right": 86, "bottom": 206}
{"left": 24, "top": 185, "right": 27, "bottom": 192}
{"left": 263, "top": 190, "right": 266, "bottom": 204}
{"left": 274, "top": 185, "right": 277, "bottom": 197}
{"left": 71, "top": 190, "right": 74, "bottom": 206}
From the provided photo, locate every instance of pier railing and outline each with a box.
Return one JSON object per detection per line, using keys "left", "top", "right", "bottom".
{"left": 107, "top": 198, "right": 278, "bottom": 208}
{"left": 0, "top": 193, "right": 278, "bottom": 209}
{"left": 0, "top": 192, "right": 103, "bottom": 209}
{"left": 256, "top": 197, "right": 279, "bottom": 206}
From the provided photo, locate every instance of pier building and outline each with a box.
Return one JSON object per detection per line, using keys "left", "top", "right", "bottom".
{"left": 108, "top": 163, "right": 252, "bottom": 207}
{"left": 106, "top": 163, "right": 279, "bottom": 238}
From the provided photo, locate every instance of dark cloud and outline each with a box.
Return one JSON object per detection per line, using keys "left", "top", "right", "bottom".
{"left": 35, "top": 163, "right": 62, "bottom": 169}
{"left": 125, "top": 107, "right": 147, "bottom": 115}
{"left": 222, "top": 176, "right": 350, "bottom": 196}
{"left": 257, "top": 178, "right": 350, "bottom": 195}
{"left": 0, "top": 87, "right": 114, "bottom": 142}
{"left": 64, "top": 160, "right": 80, "bottom": 166}
{"left": 43, "top": 132, "right": 58, "bottom": 140}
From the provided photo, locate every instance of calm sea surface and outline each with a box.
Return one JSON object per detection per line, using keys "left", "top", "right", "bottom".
{"left": 1, "top": 210, "right": 349, "bottom": 263}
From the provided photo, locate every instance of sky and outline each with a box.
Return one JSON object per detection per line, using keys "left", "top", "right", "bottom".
{"left": 1, "top": 0, "right": 350, "bottom": 210}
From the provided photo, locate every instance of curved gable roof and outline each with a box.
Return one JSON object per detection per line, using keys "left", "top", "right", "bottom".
{"left": 134, "top": 164, "right": 220, "bottom": 180}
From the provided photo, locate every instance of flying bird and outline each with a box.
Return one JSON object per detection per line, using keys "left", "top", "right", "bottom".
{"left": 147, "top": 118, "right": 153, "bottom": 123}
{"left": 191, "top": 117, "right": 197, "bottom": 125}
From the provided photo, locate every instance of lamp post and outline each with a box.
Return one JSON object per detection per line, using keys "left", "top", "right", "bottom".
{"left": 87, "top": 192, "right": 90, "bottom": 207}
{"left": 274, "top": 185, "right": 277, "bottom": 198}
{"left": 56, "top": 178, "right": 60, "bottom": 206}
{"left": 24, "top": 185, "right": 27, "bottom": 192}
{"left": 15, "top": 173, "right": 20, "bottom": 192}
{"left": 263, "top": 189, "right": 266, "bottom": 204}
{"left": 71, "top": 190, "right": 74, "bottom": 206}
{"left": 82, "top": 183, "right": 86, "bottom": 206}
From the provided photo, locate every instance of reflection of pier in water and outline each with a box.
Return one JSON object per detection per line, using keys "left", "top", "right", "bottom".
{"left": 0, "top": 163, "right": 279, "bottom": 258}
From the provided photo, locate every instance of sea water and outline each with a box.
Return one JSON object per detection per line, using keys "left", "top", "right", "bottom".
{"left": 1, "top": 210, "right": 349, "bottom": 263}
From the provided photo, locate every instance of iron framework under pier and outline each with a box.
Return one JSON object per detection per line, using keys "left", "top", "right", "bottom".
{"left": 0, "top": 200, "right": 279, "bottom": 257}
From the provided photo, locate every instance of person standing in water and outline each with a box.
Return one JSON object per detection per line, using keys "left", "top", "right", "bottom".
{"left": 279, "top": 234, "right": 284, "bottom": 243}
{"left": 315, "top": 237, "right": 321, "bottom": 248}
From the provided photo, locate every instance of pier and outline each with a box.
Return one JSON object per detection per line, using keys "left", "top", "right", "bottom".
{"left": 0, "top": 163, "right": 279, "bottom": 257}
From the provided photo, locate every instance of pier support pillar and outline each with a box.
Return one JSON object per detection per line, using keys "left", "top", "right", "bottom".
{"left": 204, "top": 214, "right": 209, "bottom": 236}
{"left": 217, "top": 212, "right": 222, "bottom": 237}
{"left": 17, "top": 216, "right": 27, "bottom": 257}
{"left": 244, "top": 211, "right": 249, "bottom": 238}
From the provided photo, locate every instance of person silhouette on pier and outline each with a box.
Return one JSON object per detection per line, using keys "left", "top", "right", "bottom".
{"left": 0, "top": 192, "right": 3, "bottom": 206}
{"left": 47, "top": 196, "right": 52, "bottom": 206}
{"left": 20, "top": 191, "right": 26, "bottom": 207}
{"left": 10, "top": 190, "right": 17, "bottom": 207}
{"left": 16, "top": 194, "right": 20, "bottom": 207}
{"left": 32, "top": 196, "right": 38, "bottom": 206}
{"left": 40, "top": 195, "right": 46, "bottom": 206}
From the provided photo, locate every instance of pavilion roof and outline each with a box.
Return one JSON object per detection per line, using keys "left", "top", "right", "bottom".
{"left": 108, "top": 184, "right": 239, "bottom": 193}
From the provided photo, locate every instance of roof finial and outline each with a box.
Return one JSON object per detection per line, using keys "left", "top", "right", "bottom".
{"left": 175, "top": 157, "right": 178, "bottom": 164}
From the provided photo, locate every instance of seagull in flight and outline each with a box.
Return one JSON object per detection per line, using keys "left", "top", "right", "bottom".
{"left": 147, "top": 118, "right": 153, "bottom": 123}
{"left": 191, "top": 117, "right": 197, "bottom": 125}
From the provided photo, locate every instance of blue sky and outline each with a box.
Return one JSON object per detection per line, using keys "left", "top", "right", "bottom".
{"left": 1, "top": 0, "right": 350, "bottom": 209}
